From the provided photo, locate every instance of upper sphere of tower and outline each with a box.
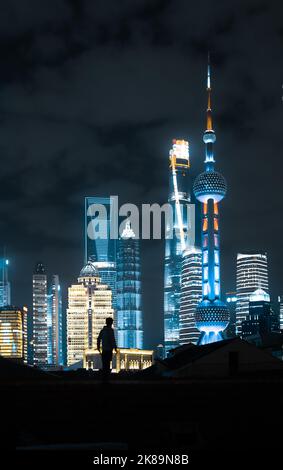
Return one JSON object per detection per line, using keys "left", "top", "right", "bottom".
{"left": 203, "top": 130, "right": 216, "bottom": 144}
{"left": 193, "top": 170, "right": 227, "bottom": 203}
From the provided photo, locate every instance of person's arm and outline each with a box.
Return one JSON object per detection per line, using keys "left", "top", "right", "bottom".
{"left": 112, "top": 330, "right": 117, "bottom": 352}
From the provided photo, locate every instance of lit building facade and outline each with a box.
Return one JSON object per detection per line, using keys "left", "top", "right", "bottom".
{"left": 193, "top": 60, "right": 229, "bottom": 345}
{"left": 67, "top": 262, "right": 113, "bottom": 366}
{"left": 32, "top": 262, "right": 48, "bottom": 367}
{"left": 179, "top": 247, "right": 202, "bottom": 345}
{"left": 47, "top": 275, "right": 63, "bottom": 366}
{"left": 164, "top": 139, "right": 194, "bottom": 353}
{"left": 225, "top": 292, "right": 237, "bottom": 337}
{"left": 117, "top": 221, "right": 143, "bottom": 349}
{"left": 278, "top": 295, "right": 283, "bottom": 331}
{"left": 84, "top": 197, "right": 117, "bottom": 313}
{"left": 242, "top": 289, "right": 279, "bottom": 338}
{"left": 0, "top": 306, "right": 27, "bottom": 362}
{"left": 0, "top": 258, "right": 11, "bottom": 307}
{"left": 236, "top": 252, "right": 269, "bottom": 336}
{"left": 84, "top": 348, "right": 153, "bottom": 372}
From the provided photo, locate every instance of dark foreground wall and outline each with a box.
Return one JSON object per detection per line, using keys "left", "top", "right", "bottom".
{"left": 12, "top": 369, "right": 283, "bottom": 467}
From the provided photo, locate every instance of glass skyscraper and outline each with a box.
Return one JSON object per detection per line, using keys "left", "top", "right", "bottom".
{"left": 84, "top": 197, "right": 117, "bottom": 313}
{"left": 278, "top": 295, "right": 283, "bottom": 331}
{"left": 179, "top": 247, "right": 202, "bottom": 345}
{"left": 117, "top": 221, "right": 143, "bottom": 349}
{"left": 47, "top": 274, "right": 63, "bottom": 366}
{"left": 32, "top": 262, "right": 48, "bottom": 367}
{"left": 242, "top": 289, "right": 279, "bottom": 338}
{"left": 225, "top": 292, "right": 237, "bottom": 337}
{"left": 0, "top": 258, "right": 11, "bottom": 307}
{"left": 164, "top": 139, "right": 194, "bottom": 354}
{"left": 236, "top": 252, "right": 269, "bottom": 336}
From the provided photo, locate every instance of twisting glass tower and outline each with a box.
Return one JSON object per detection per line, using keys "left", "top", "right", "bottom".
{"left": 117, "top": 221, "right": 143, "bottom": 349}
{"left": 193, "top": 59, "right": 229, "bottom": 345}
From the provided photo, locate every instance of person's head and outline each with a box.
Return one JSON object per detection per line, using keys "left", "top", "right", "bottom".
{"left": 106, "top": 317, "right": 113, "bottom": 327}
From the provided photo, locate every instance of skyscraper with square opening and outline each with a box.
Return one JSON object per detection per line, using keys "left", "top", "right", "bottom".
{"left": 164, "top": 139, "right": 194, "bottom": 353}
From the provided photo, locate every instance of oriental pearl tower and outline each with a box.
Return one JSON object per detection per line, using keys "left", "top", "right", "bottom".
{"left": 193, "top": 58, "right": 229, "bottom": 345}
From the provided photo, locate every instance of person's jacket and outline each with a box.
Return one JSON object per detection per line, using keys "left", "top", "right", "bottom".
{"left": 97, "top": 326, "right": 117, "bottom": 352}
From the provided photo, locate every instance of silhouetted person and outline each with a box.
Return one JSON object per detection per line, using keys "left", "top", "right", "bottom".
{"left": 97, "top": 317, "right": 117, "bottom": 376}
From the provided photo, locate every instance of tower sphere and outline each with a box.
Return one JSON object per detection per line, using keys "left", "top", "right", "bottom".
{"left": 193, "top": 170, "right": 227, "bottom": 203}
{"left": 195, "top": 300, "right": 229, "bottom": 333}
{"left": 203, "top": 130, "right": 216, "bottom": 144}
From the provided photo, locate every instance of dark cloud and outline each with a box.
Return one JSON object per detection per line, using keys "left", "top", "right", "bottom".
{"left": 0, "top": 0, "right": 282, "bottom": 348}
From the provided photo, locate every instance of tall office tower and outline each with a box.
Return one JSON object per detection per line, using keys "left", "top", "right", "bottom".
{"left": 32, "top": 262, "right": 48, "bottom": 367}
{"left": 225, "top": 292, "right": 237, "bottom": 337}
{"left": 193, "top": 59, "right": 229, "bottom": 345}
{"left": 0, "top": 306, "right": 27, "bottom": 362}
{"left": 164, "top": 139, "right": 194, "bottom": 353}
{"left": 179, "top": 247, "right": 202, "bottom": 345}
{"left": 236, "top": 252, "right": 269, "bottom": 336}
{"left": 67, "top": 262, "right": 113, "bottom": 366}
{"left": 116, "top": 221, "right": 143, "bottom": 349}
{"left": 47, "top": 275, "right": 63, "bottom": 366}
{"left": 242, "top": 289, "right": 279, "bottom": 338}
{"left": 85, "top": 197, "right": 117, "bottom": 314}
{"left": 278, "top": 295, "right": 283, "bottom": 331}
{"left": 0, "top": 258, "right": 11, "bottom": 307}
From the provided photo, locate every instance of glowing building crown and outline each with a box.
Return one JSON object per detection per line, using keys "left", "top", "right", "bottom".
{"left": 169, "top": 139, "right": 190, "bottom": 165}
{"left": 79, "top": 261, "right": 99, "bottom": 278}
{"left": 249, "top": 288, "right": 270, "bottom": 303}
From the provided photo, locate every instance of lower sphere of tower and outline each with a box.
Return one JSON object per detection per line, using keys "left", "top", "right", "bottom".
{"left": 195, "top": 301, "right": 229, "bottom": 333}
{"left": 193, "top": 170, "right": 227, "bottom": 203}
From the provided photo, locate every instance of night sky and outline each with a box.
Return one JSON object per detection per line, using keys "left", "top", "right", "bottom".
{"left": 0, "top": 0, "right": 282, "bottom": 349}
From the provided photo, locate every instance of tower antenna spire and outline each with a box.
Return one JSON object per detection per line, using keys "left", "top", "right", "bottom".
{"left": 206, "top": 52, "right": 213, "bottom": 131}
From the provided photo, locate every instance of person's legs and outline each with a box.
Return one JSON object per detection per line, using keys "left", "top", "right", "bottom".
{"left": 101, "top": 350, "right": 113, "bottom": 375}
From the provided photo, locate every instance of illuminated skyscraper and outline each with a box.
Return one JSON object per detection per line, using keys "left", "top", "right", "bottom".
{"left": 193, "top": 59, "right": 229, "bottom": 345}
{"left": 117, "top": 221, "right": 143, "bottom": 349}
{"left": 179, "top": 247, "right": 202, "bottom": 345}
{"left": 164, "top": 139, "right": 194, "bottom": 353}
{"left": 0, "top": 258, "right": 11, "bottom": 307}
{"left": 32, "top": 262, "right": 48, "bottom": 367}
{"left": 0, "top": 306, "right": 27, "bottom": 362}
{"left": 225, "top": 292, "right": 237, "bottom": 337}
{"left": 236, "top": 252, "right": 269, "bottom": 336}
{"left": 242, "top": 289, "right": 279, "bottom": 338}
{"left": 85, "top": 197, "right": 117, "bottom": 313}
{"left": 278, "top": 295, "right": 283, "bottom": 331}
{"left": 67, "top": 262, "right": 113, "bottom": 366}
{"left": 47, "top": 275, "right": 63, "bottom": 366}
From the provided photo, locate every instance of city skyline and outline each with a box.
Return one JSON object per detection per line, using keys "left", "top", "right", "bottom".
{"left": 7, "top": 2, "right": 282, "bottom": 462}
{"left": 0, "top": 1, "right": 282, "bottom": 350}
